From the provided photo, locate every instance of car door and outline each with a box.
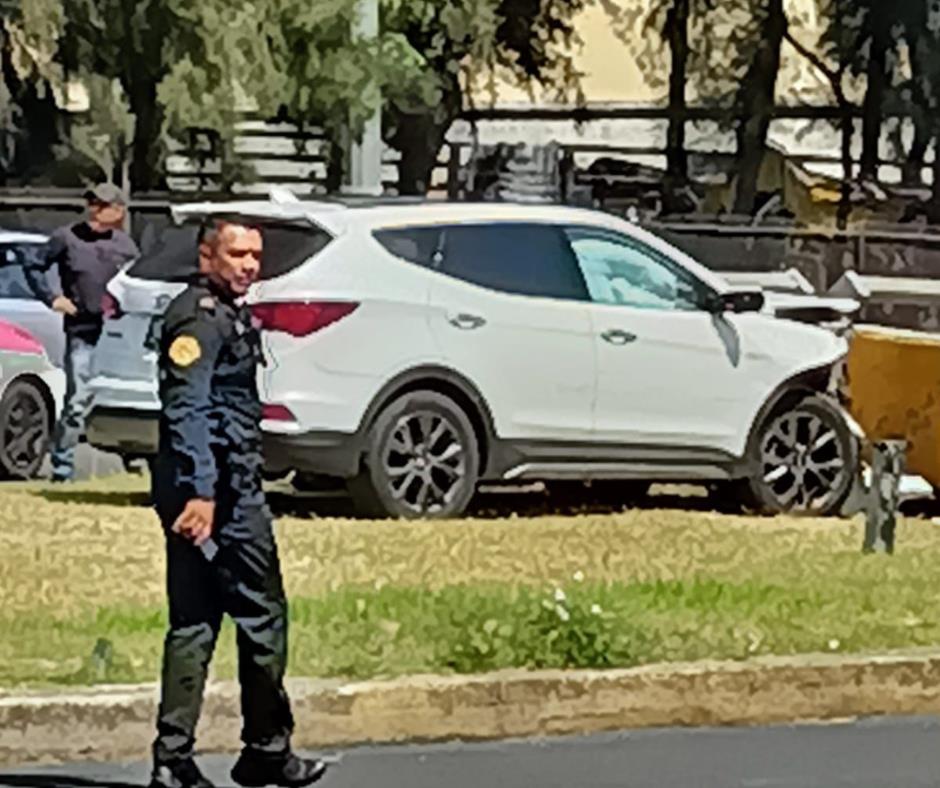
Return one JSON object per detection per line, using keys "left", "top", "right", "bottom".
{"left": 565, "top": 225, "right": 778, "bottom": 458}
{"left": 426, "top": 222, "right": 596, "bottom": 441}
{"left": 0, "top": 243, "right": 64, "bottom": 367}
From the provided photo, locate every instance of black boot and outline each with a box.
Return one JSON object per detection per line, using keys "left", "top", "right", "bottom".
{"left": 231, "top": 751, "right": 328, "bottom": 788}
{"left": 149, "top": 759, "right": 215, "bottom": 788}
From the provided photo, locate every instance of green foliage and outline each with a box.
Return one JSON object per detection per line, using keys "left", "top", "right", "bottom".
{"left": 57, "top": 72, "right": 135, "bottom": 185}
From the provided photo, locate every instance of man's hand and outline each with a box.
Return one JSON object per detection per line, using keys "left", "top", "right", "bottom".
{"left": 172, "top": 498, "right": 216, "bottom": 546}
{"left": 51, "top": 295, "right": 79, "bottom": 317}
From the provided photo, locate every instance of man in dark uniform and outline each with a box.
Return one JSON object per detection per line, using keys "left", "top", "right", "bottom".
{"left": 24, "top": 183, "right": 139, "bottom": 481}
{"left": 149, "top": 219, "right": 327, "bottom": 788}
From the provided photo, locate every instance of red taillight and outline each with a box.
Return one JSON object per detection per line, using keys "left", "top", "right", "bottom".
{"left": 262, "top": 404, "right": 297, "bottom": 422}
{"left": 101, "top": 292, "right": 122, "bottom": 320}
{"left": 251, "top": 301, "right": 359, "bottom": 337}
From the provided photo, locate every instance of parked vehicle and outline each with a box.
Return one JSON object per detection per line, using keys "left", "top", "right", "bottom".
{"left": 0, "top": 230, "right": 64, "bottom": 368}
{"left": 0, "top": 319, "right": 65, "bottom": 478}
{"left": 88, "top": 199, "right": 860, "bottom": 518}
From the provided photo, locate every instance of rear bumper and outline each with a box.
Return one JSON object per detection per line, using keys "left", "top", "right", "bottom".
{"left": 86, "top": 406, "right": 159, "bottom": 456}
{"left": 262, "top": 429, "right": 363, "bottom": 479}
{"left": 86, "top": 405, "right": 363, "bottom": 477}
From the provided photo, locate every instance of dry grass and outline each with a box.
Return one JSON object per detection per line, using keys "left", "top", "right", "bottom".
{"left": 2, "top": 475, "right": 940, "bottom": 689}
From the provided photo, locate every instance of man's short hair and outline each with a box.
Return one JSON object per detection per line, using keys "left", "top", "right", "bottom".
{"left": 198, "top": 218, "right": 262, "bottom": 249}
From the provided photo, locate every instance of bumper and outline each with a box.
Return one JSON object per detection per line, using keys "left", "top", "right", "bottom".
{"left": 86, "top": 406, "right": 159, "bottom": 456}
{"left": 262, "top": 429, "right": 363, "bottom": 479}
{"left": 86, "top": 405, "right": 364, "bottom": 478}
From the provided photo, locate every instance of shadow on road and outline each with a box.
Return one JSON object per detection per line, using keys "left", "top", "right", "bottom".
{"left": 30, "top": 490, "right": 152, "bottom": 508}
{"left": 0, "top": 776, "right": 140, "bottom": 788}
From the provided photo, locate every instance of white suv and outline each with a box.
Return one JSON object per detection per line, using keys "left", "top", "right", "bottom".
{"left": 88, "top": 199, "right": 859, "bottom": 518}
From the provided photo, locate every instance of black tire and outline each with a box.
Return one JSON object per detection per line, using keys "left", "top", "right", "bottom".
{"left": 742, "top": 394, "right": 858, "bottom": 516}
{"left": 0, "top": 379, "right": 51, "bottom": 480}
{"left": 348, "top": 391, "right": 480, "bottom": 519}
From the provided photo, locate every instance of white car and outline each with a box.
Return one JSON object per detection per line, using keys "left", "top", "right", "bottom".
{"left": 0, "top": 319, "right": 65, "bottom": 478}
{"left": 87, "top": 200, "right": 860, "bottom": 518}
{"left": 0, "top": 230, "right": 65, "bottom": 367}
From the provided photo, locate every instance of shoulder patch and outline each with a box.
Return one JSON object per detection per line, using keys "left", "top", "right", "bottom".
{"left": 168, "top": 335, "right": 202, "bottom": 368}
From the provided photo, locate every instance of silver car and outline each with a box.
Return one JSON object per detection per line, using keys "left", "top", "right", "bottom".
{"left": 0, "top": 230, "right": 65, "bottom": 367}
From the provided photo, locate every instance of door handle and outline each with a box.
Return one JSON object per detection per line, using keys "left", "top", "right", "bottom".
{"left": 448, "top": 313, "right": 487, "bottom": 330}
{"left": 601, "top": 329, "right": 638, "bottom": 346}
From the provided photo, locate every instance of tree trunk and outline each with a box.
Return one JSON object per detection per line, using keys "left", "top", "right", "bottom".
{"left": 860, "top": 23, "right": 889, "bottom": 181}
{"left": 733, "top": 0, "right": 786, "bottom": 216}
{"left": 1, "top": 29, "right": 59, "bottom": 184}
{"left": 325, "top": 137, "right": 345, "bottom": 194}
{"left": 663, "top": 0, "right": 690, "bottom": 214}
{"left": 903, "top": 33, "right": 929, "bottom": 187}
{"left": 928, "top": 129, "right": 940, "bottom": 225}
{"left": 127, "top": 78, "right": 163, "bottom": 193}
{"left": 902, "top": 123, "right": 928, "bottom": 187}
{"left": 389, "top": 111, "right": 454, "bottom": 195}
{"left": 388, "top": 76, "right": 462, "bottom": 196}
{"left": 837, "top": 106, "right": 853, "bottom": 228}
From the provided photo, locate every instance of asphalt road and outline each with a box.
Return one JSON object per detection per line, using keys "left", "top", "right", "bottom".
{"left": 3, "top": 716, "right": 940, "bottom": 788}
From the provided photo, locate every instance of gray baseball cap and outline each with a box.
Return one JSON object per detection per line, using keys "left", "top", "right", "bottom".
{"left": 84, "top": 182, "right": 128, "bottom": 206}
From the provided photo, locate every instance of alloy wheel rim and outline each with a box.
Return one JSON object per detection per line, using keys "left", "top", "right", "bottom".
{"left": 383, "top": 411, "right": 466, "bottom": 514}
{"left": 760, "top": 410, "right": 847, "bottom": 513}
{"left": 2, "top": 391, "right": 46, "bottom": 473}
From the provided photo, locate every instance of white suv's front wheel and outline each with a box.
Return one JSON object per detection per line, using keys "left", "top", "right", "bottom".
{"left": 744, "top": 395, "right": 858, "bottom": 516}
{"left": 349, "top": 391, "right": 481, "bottom": 519}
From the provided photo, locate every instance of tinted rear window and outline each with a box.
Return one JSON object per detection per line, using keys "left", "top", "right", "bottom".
{"left": 128, "top": 223, "right": 332, "bottom": 282}
{"left": 373, "top": 227, "right": 443, "bottom": 267}
{"left": 440, "top": 223, "right": 589, "bottom": 301}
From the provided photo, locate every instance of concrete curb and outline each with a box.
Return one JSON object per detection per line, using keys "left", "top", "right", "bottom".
{"left": 3, "top": 649, "right": 940, "bottom": 768}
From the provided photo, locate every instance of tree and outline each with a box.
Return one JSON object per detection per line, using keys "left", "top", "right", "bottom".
{"left": 601, "top": 0, "right": 722, "bottom": 213}
{"left": 381, "top": 0, "right": 591, "bottom": 195}
{"left": 731, "top": 0, "right": 787, "bottom": 216}
{"left": 260, "top": 0, "right": 426, "bottom": 191}
{"left": 783, "top": 2, "right": 862, "bottom": 227}
{"left": 55, "top": 0, "right": 176, "bottom": 192}
{"left": 57, "top": 73, "right": 135, "bottom": 191}
{"left": 859, "top": 0, "right": 892, "bottom": 181}
{"left": 0, "top": 0, "right": 63, "bottom": 183}
{"left": 899, "top": 0, "right": 940, "bottom": 221}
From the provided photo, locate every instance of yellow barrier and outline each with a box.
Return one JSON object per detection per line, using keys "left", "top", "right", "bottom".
{"left": 846, "top": 325, "right": 940, "bottom": 488}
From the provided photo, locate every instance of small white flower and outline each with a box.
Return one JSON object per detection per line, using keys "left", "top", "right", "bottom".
{"left": 555, "top": 604, "right": 571, "bottom": 622}
{"left": 554, "top": 588, "right": 567, "bottom": 602}
{"left": 828, "top": 639, "right": 840, "bottom": 651}
{"left": 590, "top": 604, "right": 603, "bottom": 616}
{"left": 573, "top": 570, "right": 585, "bottom": 583}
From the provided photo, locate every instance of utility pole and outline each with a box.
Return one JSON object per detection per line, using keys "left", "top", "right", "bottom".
{"left": 345, "top": 0, "right": 383, "bottom": 196}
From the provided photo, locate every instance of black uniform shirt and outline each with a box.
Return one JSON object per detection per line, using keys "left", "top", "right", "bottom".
{"left": 156, "top": 276, "right": 265, "bottom": 506}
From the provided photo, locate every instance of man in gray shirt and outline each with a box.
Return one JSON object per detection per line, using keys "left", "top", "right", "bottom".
{"left": 25, "top": 183, "right": 139, "bottom": 481}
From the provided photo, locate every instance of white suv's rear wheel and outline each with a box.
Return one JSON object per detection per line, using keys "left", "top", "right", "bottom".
{"left": 349, "top": 391, "right": 480, "bottom": 519}
{"left": 745, "top": 395, "right": 857, "bottom": 516}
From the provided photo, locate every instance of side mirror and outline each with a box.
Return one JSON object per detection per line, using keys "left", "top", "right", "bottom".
{"left": 707, "top": 289, "right": 765, "bottom": 315}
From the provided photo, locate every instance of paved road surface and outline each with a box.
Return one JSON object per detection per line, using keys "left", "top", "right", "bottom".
{"left": 3, "top": 716, "right": 939, "bottom": 788}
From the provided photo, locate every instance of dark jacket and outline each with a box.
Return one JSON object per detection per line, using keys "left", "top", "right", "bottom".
{"left": 25, "top": 222, "right": 139, "bottom": 343}
{"left": 151, "top": 277, "right": 267, "bottom": 523}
